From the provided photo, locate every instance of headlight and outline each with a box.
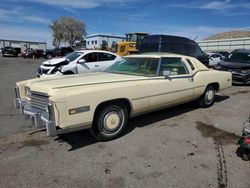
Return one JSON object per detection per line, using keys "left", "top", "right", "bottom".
{"left": 25, "top": 87, "right": 31, "bottom": 97}
{"left": 51, "top": 66, "right": 61, "bottom": 74}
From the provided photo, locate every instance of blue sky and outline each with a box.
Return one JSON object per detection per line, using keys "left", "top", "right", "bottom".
{"left": 0, "top": 0, "right": 250, "bottom": 48}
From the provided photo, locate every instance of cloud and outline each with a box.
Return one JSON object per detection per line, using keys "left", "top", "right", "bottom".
{"left": 0, "top": 7, "right": 49, "bottom": 24}
{"left": 199, "top": 0, "right": 233, "bottom": 10}
{"left": 0, "top": 25, "right": 53, "bottom": 47}
{"left": 10, "top": 0, "right": 139, "bottom": 9}
{"left": 170, "top": 0, "right": 250, "bottom": 11}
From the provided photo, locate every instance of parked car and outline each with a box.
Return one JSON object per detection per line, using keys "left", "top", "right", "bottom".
{"left": 207, "top": 52, "right": 224, "bottom": 67}
{"left": 214, "top": 49, "right": 250, "bottom": 84}
{"left": 43, "top": 47, "right": 74, "bottom": 59}
{"left": 139, "top": 35, "right": 209, "bottom": 65}
{"left": 14, "top": 53, "right": 232, "bottom": 140}
{"left": 21, "top": 48, "right": 44, "bottom": 58}
{"left": 37, "top": 50, "right": 120, "bottom": 77}
{"left": 211, "top": 51, "right": 229, "bottom": 58}
{"left": 2, "top": 46, "right": 18, "bottom": 57}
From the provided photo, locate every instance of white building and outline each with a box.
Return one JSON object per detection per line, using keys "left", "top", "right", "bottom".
{"left": 0, "top": 39, "right": 47, "bottom": 54}
{"left": 197, "top": 37, "right": 250, "bottom": 52}
{"left": 86, "top": 34, "right": 126, "bottom": 49}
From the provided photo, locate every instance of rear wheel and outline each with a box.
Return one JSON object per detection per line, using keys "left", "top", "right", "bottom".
{"left": 90, "top": 102, "right": 128, "bottom": 141}
{"left": 198, "top": 85, "right": 215, "bottom": 108}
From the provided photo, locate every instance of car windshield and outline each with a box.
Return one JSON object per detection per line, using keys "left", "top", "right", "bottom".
{"left": 105, "top": 57, "right": 159, "bottom": 77}
{"left": 225, "top": 52, "right": 250, "bottom": 63}
{"left": 65, "top": 51, "right": 84, "bottom": 62}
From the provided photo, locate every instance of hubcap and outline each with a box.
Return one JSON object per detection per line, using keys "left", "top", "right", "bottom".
{"left": 207, "top": 90, "right": 214, "bottom": 101}
{"left": 103, "top": 111, "right": 121, "bottom": 132}
{"left": 205, "top": 89, "right": 214, "bottom": 104}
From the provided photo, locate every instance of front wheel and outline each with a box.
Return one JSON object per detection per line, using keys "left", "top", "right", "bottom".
{"left": 90, "top": 103, "right": 128, "bottom": 141}
{"left": 198, "top": 85, "right": 215, "bottom": 108}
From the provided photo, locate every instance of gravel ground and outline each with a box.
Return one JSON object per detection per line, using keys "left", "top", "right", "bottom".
{"left": 0, "top": 57, "right": 249, "bottom": 188}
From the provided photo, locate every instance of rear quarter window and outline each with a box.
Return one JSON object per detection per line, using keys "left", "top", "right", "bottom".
{"left": 186, "top": 59, "right": 196, "bottom": 71}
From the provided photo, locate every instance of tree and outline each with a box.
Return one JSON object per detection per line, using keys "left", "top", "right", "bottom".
{"left": 50, "top": 20, "right": 63, "bottom": 47}
{"left": 50, "top": 17, "right": 86, "bottom": 47}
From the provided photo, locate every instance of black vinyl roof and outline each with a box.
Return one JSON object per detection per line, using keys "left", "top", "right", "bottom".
{"left": 143, "top": 35, "right": 195, "bottom": 44}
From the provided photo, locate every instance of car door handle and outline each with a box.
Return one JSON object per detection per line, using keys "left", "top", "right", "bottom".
{"left": 94, "top": 65, "right": 99, "bottom": 67}
{"left": 188, "top": 78, "right": 194, "bottom": 82}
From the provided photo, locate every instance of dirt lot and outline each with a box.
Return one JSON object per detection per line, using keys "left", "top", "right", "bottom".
{"left": 0, "top": 57, "right": 249, "bottom": 188}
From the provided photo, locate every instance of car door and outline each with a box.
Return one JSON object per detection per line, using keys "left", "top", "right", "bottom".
{"left": 76, "top": 52, "right": 100, "bottom": 73}
{"left": 97, "top": 52, "right": 118, "bottom": 71}
{"left": 149, "top": 57, "right": 194, "bottom": 110}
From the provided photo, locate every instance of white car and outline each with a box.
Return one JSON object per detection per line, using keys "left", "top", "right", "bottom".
{"left": 37, "top": 50, "right": 121, "bottom": 77}
{"left": 207, "top": 53, "right": 224, "bottom": 67}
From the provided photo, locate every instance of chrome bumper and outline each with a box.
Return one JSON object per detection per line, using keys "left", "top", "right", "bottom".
{"left": 14, "top": 87, "right": 57, "bottom": 136}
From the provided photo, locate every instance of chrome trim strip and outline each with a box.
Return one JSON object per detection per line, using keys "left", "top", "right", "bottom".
{"left": 57, "top": 123, "right": 92, "bottom": 135}
{"left": 53, "top": 78, "right": 150, "bottom": 89}
{"left": 131, "top": 85, "right": 205, "bottom": 101}
{"left": 69, "top": 106, "right": 90, "bottom": 115}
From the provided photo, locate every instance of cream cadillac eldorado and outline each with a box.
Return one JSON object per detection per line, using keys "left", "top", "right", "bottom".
{"left": 14, "top": 53, "right": 232, "bottom": 140}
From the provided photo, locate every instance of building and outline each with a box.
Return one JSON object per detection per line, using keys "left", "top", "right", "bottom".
{"left": 0, "top": 39, "right": 47, "bottom": 54}
{"left": 198, "top": 37, "right": 250, "bottom": 52}
{"left": 197, "top": 30, "right": 250, "bottom": 52}
{"left": 86, "top": 34, "right": 126, "bottom": 50}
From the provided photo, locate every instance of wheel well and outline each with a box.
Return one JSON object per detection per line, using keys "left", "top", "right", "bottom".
{"left": 93, "top": 99, "right": 132, "bottom": 121}
{"left": 208, "top": 82, "right": 219, "bottom": 91}
{"left": 63, "top": 71, "right": 75, "bottom": 75}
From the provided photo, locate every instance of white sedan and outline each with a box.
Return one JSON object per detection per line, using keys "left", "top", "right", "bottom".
{"left": 37, "top": 50, "right": 121, "bottom": 77}
{"left": 207, "top": 53, "right": 224, "bottom": 67}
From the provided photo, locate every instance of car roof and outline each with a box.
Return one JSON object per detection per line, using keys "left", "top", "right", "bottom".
{"left": 124, "top": 52, "right": 190, "bottom": 58}
{"left": 75, "top": 50, "right": 117, "bottom": 54}
{"left": 231, "top": 49, "right": 250, "bottom": 54}
{"left": 144, "top": 35, "right": 194, "bottom": 43}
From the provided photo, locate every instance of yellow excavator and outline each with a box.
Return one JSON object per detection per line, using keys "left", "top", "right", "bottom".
{"left": 115, "top": 32, "right": 149, "bottom": 56}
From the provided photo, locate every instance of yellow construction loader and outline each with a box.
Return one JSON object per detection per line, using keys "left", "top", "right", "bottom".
{"left": 115, "top": 32, "right": 148, "bottom": 56}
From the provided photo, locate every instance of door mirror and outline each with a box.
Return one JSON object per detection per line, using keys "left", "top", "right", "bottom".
{"left": 163, "top": 70, "right": 171, "bottom": 80}
{"left": 78, "top": 59, "right": 86, "bottom": 64}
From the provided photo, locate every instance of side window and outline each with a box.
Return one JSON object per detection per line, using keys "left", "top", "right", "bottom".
{"left": 160, "top": 58, "right": 189, "bottom": 76}
{"left": 98, "top": 53, "right": 116, "bottom": 61}
{"left": 186, "top": 59, "right": 195, "bottom": 71}
{"left": 84, "top": 53, "right": 98, "bottom": 63}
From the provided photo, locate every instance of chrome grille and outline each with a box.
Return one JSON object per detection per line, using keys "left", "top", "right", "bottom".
{"left": 30, "top": 91, "right": 49, "bottom": 111}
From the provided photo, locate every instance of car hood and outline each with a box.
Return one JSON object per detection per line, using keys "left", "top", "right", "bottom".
{"left": 218, "top": 61, "right": 250, "bottom": 69}
{"left": 27, "top": 72, "right": 148, "bottom": 94}
{"left": 43, "top": 57, "right": 66, "bottom": 66}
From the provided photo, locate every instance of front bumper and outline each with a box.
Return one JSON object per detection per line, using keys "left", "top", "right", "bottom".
{"left": 232, "top": 72, "right": 250, "bottom": 84}
{"left": 14, "top": 87, "right": 57, "bottom": 136}
{"left": 214, "top": 67, "right": 250, "bottom": 84}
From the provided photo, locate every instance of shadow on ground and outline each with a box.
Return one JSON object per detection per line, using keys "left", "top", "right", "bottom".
{"left": 56, "top": 95, "right": 230, "bottom": 151}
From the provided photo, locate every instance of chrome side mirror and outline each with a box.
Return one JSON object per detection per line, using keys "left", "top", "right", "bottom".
{"left": 163, "top": 70, "right": 171, "bottom": 80}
